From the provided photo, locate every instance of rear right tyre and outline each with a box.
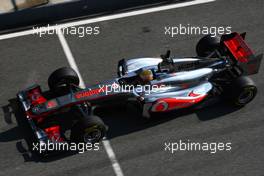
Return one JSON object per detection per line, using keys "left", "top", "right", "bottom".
{"left": 196, "top": 35, "right": 220, "bottom": 57}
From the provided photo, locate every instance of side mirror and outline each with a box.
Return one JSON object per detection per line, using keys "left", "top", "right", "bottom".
{"left": 160, "top": 50, "right": 171, "bottom": 60}
{"left": 158, "top": 50, "right": 174, "bottom": 73}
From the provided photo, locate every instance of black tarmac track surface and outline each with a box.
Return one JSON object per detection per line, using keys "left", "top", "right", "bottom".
{"left": 0, "top": 0, "right": 263, "bottom": 175}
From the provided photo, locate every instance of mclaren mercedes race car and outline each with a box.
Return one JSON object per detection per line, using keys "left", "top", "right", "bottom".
{"left": 17, "top": 32, "right": 262, "bottom": 152}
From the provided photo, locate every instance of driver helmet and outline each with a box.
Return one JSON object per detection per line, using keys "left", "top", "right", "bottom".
{"left": 139, "top": 69, "right": 154, "bottom": 82}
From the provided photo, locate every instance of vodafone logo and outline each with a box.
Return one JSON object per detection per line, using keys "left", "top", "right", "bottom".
{"left": 46, "top": 100, "right": 58, "bottom": 109}
{"left": 75, "top": 86, "right": 107, "bottom": 99}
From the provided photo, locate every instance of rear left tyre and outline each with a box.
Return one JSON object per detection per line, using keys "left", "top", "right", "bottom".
{"left": 228, "top": 76, "right": 257, "bottom": 106}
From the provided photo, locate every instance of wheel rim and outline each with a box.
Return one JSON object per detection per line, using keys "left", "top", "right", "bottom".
{"left": 238, "top": 88, "right": 255, "bottom": 104}
{"left": 83, "top": 127, "right": 102, "bottom": 143}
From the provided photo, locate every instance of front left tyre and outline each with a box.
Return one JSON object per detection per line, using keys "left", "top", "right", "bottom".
{"left": 70, "top": 115, "right": 107, "bottom": 144}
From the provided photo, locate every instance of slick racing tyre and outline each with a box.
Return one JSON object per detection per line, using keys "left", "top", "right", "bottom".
{"left": 229, "top": 76, "right": 257, "bottom": 106}
{"left": 196, "top": 34, "right": 220, "bottom": 57}
{"left": 48, "top": 67, "right": 80, "bottom": 93}
{"left": 70, "top": 116, "right": 107, "bottom": 144}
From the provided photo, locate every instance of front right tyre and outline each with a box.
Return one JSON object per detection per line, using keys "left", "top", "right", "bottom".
{"left": 48, "top": 67, "right": 80, "bottom": 93}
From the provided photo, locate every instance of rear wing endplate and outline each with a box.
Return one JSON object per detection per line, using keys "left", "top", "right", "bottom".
{"left": 221, "top": 32, "right": 263, "bottom": 75}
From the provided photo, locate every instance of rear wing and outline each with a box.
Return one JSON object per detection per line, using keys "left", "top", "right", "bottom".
{"left": 221, "top": 32, "right": 263, "bottom": 75}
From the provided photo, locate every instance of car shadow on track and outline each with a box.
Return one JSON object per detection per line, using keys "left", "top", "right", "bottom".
{"left": 96, "top": 102, "right": 242, "bottom": 139}
{"left": 1, "top": 97, "right": 241, "bottom": 163}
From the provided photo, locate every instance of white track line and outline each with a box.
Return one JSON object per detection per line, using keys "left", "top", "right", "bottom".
{"left": 57, "top": 29, "right": 124, "bottom": 176}
{"left": 102, "top": 139, "right": 124, "bottom": 176}
{"left": 0, "top": 0, "right": 215, "bottom": 40}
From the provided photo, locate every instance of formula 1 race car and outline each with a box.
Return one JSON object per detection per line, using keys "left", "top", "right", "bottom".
{"left": 17, "top": 32, "right": 262, "bottom": 152}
